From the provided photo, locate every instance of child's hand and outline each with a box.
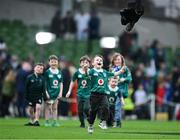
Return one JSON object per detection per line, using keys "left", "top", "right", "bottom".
{"left": 66, "top": 91, "right": 71, "bottom": 98}
{"left": 121, "top": 66, "right": 126, "bottom": 73}
{"left": 46, "top": 91, "right": 50, "bottom": 99}
{"left": 57, "top": 93, "right": 62, "bottom": 99}
{"left": 119, "top": 78, "right": 125, "bottom": 82}
{"left": 121, "top": 97, "right": 125, "bottom": 106}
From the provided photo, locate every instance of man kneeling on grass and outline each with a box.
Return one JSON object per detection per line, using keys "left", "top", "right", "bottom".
{"left": 24, "top": 63, "right": 45, "bottom": 126}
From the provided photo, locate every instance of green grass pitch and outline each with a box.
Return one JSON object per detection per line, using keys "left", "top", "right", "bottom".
{"left": 0, "top": 118, "right": 180, "bottom": 139}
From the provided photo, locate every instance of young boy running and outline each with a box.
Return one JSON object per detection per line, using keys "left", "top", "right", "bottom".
{"left": 25, "top": 63, "right": 45, "bottom": 126}
{"left": 44, "top": 55, "right": 63, "bottom": 127}
{"left": 66, "top": 55, "right": 91, "bottom": 128}
{"left": 87, "top": 55, "right": 125, "bottom": 134}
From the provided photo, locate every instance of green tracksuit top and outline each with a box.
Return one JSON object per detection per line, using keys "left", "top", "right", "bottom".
{"left": 25, "top": 73, "right": 45, "bottom": 102}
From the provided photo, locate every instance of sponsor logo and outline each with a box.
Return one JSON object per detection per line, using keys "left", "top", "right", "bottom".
{"left": 81, "top": 80, "right": 87, "bottom": 87}
{"left": 109, "top": 97, "right": 115, "bottom": 103}
{"left": 98, "top": 79, "right": 104, "bottom": 86}
{"left": 53, "top": 80, "right": 58, "bottom": 86}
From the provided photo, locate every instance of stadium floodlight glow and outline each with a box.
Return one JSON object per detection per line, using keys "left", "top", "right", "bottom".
{"left": 35, "top": 32, "right": 55, "bottom": 45}
{"left": 100, "top": 37, "right": 118, "bottom": 49}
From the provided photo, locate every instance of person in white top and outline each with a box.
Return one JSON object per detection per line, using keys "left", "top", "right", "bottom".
{"left": 134, "top": 84, "right": 150, "bottom": 119}
{"left": 74, "top": 10, "right": 90, "bottom": 41}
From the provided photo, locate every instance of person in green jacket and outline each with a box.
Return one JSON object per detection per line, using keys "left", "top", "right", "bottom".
{"left": 109, "top": 52, "right": 132, "bottom": 127}
{"left": 66, "top": 55, "right": 91, "bottom": 128}
{"left": 25, "top": 63, "right": 45, "bottom": 126}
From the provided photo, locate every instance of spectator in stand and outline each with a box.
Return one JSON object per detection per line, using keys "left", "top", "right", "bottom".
{"left": 58, "top": 56, "right": 71, "bottom": 119}
{"left": 134, "top": 83, "right": 149, "bottom": 119}
{"left": 50, "top": 10, "right": 63, "bottom": 38}
{"left": 132, "top": 63, "right": 145, "bottom": 91}
{"left": 16, "top": 61, "right": 32, "bottom": 117}
{"left": 74, "top": 10, "right": 90, "bottom": 41}
{"left": 171, "top": 60, "right": 180, "bottom": 118}
{"left": 1, "top": 69, "right": 16, "bottom": 117}
{"left": 62, "top": 11, "right": 76, "bottom": 40}
{"left": 87, "top": 10, "right": 100, "bottom": 55}
{"left": 155, "top": 72, "right": 166, "bottom": 112}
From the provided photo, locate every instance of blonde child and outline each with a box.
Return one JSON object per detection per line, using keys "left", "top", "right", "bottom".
{"left": 109, "top": 52, "right": 132, "bottom": 127}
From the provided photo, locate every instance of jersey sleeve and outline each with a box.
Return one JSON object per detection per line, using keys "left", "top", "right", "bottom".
{"left": 124, "top": 67, "right": 132, "bottom": 83}
{"left": 105, "top": 70, "right": 115, "bottom": 77}
{"left": 72, "top": 71, "right": 78, "bottom": 81}
{"left": 87, "top": 69, "right": 93, "bottom": 76}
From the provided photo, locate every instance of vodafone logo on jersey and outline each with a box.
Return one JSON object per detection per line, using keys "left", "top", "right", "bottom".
{"left": 98, "top": 79, "right": 104, "bottom": 86}
{"left": 81, "top": 80, "right": 87, "bottom": 87}
{"left": 53, "top": 80, "right": 58, "bottom": 86}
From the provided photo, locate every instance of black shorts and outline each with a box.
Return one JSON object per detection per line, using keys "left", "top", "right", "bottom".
{"left": 27, "top": 99, "right": 42, "bottom": 107}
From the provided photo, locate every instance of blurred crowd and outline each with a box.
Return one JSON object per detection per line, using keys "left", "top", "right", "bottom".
{"left": 50, "top": 9, "right": 100, "bottom": 54}
{"left": 0, "top": 12, "right": 180, "bottom": 121}
{"left": 115, "top": 31, "right": 180, "bottom": 121}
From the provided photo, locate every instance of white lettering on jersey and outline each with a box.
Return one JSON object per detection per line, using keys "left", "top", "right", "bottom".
{"left": 49, "top": 75, "right": 53, "bottom": 78}
{"left": 78, "top": 74, "right": 82, "bottom": 78}
{"left": 57, "top": 74, "right": 61, "bottom": 79}
{"left": 93, "top": 73, "right": 98, "bottom": 76}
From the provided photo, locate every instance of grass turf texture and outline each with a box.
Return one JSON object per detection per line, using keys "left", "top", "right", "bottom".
{"left": 0, "top": 118, "right": 180, "bottom": 139}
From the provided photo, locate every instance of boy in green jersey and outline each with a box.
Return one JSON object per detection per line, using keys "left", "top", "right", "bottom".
{"left": 87, "top": 55, "right": 125, "bottom": 134}
{"left": 25, "top": 63, "right": 45, "bottom": 126}
{"left": 105, "top": 76, "right": 124, "bottom": 127}
{"left": 66, "top": 55, "right": 91, "bottom": 128}
{"left": 44, "top": 55, "right": 63, "bottom": 127}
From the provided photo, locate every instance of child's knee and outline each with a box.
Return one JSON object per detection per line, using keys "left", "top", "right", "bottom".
{"left": 36, "top": 104, "right": 41, "bottom": 111}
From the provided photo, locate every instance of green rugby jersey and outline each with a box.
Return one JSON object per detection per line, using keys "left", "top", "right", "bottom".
{"left": 118, "top": 67, "right": 132, "bottom": 98}
{"left": 106, "top": 85, "right": 121, "bottom": 107}
{"left": 88, "top": 68, "right": 114, "bottom": 94}
{"left": 72, "top": 69, "right": 91, "bottom": 98}
{"left": 45, "top": 68, "right": 63, "bottom": 100}
{"left": 25, "top": 73, "right": 45, "bottom": 102}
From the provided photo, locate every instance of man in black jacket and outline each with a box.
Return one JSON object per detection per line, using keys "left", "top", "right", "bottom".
{"left": 120, "top": 0, "right": 144, "bottom": 32}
